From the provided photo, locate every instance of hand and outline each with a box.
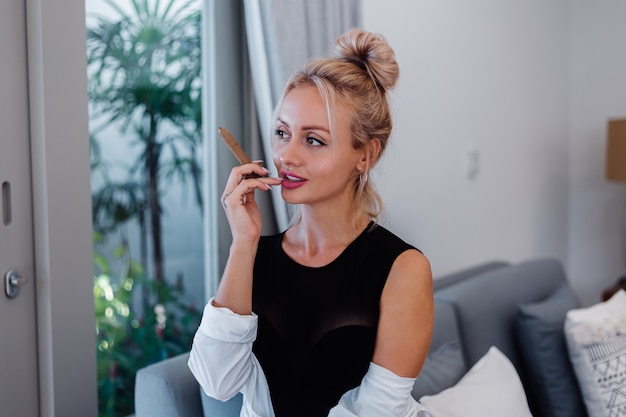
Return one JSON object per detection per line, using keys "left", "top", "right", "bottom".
{"left": 221, "top": 162, "right": 282, "bottom": 243}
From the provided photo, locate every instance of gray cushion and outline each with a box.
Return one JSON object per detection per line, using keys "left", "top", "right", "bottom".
{"left": 411, "top": 340, "right": 466, "bottom": 400}
{"left": 135, "top": 352, "right": 203, "bottom": 417}
{"left": 201, "top": 391, "right": 242, "bottom": 417}
{"left": 433, "top": 261, "right": 510, "bottom": 291}
{"left": 434, "top": 258, "right": 565, "bottom": 371}
{"left": 428, "top": 303, "right": 464, "bottom": 354}
{"left": 516, "top": 282, "right": 587, "bottom": 417}
{"left": 412, "top": 302, "right": 467, "bottom": 399}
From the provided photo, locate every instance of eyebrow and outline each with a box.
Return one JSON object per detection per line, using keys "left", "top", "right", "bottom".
{"left": 276, "top": 118, "right": 330, "bottom": 133}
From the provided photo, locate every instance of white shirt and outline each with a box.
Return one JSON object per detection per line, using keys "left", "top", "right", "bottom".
{"left": 188, "top": 298, "right": 431, "bottom": 417}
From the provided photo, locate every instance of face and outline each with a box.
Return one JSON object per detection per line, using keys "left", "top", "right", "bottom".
{"left": 272, "top": 85, "right": 366, "bottom": 208}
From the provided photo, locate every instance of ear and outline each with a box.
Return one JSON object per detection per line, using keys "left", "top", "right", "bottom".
{"left": 357, "top": 138, "right": 382, "bottom": 172}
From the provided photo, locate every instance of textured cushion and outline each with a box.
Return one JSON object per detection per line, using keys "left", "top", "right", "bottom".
{"left": 411, "top": 340, "right": 466, "bottom": 400}
{"left": 419, "top": 346, "right": 533, "bottom": 417}
{"left": 516, "top": 282, "right": 587, "bottom": 417}
{"left": 564, "top": 290, "right": 626, "bottom": 417}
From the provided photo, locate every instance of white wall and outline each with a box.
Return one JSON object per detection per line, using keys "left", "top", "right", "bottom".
{"left": 363, "top": 0, "right": 626, "bottom": 306}
{"left": 568, "top": 1, "right": 626, "bottom": 305}
{"left": 361, "top": 1, "right": 570, "bottom": 283}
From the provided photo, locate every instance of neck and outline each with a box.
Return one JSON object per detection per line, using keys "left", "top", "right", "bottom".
{"left": 284, "top": 207, "right": 370, "bottom": 265}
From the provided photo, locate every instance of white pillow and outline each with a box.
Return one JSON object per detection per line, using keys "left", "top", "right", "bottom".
{"left": 419, "top": 346, "right": 532, "bottom": 417}
{"left": 564, "top": 289, "right": 626, "bottom": 417}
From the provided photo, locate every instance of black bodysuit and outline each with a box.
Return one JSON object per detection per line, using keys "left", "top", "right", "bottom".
{"left": 252, "top": 222, "right": 418, "bottom": 417}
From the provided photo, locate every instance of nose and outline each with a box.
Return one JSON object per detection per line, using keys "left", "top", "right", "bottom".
{"left": 274, "top": 136, "right": 302, "bottom": 167}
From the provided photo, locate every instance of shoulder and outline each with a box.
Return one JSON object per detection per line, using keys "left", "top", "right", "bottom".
{"left": 363, "top": 223, "right": 422, "bottom": 255}
{"left": 365, "top": 223, "right": 432, "bottom": 301}
{"left": 385, "top": 247, "right": 432, "bottom": 296}
{"left": 360, "top": 223, "right": 430, "bottom": 284}
{"left": 375, "top": 223, "right": 432, "bottom": 316}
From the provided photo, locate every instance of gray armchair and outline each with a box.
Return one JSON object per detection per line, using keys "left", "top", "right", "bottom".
{"left": 135, "top": 352, "right": 242, "bottom": 417}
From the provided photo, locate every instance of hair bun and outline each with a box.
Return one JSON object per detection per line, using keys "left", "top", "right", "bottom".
{"left": 335, "top": 29, "right": 399, "bottom": 91}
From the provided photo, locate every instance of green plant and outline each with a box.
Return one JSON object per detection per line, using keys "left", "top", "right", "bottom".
{"left": 94, "top": 234, "right": 201, "bottom": 417}
{"left": 87, "top": 2, "right": 204, "bottom": 414}
{"left": 87, "top": 0, "right": 203, "bottom": 284}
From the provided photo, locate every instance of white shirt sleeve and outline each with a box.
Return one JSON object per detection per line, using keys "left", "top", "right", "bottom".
{"left": 188, "top": 299, "right": 431, "bottom": 417}
{"left": 328, "top": 362, "right": 432, "bottom": 417}
{"left": 187, "top": 298, "right": 275, "bottom": 417}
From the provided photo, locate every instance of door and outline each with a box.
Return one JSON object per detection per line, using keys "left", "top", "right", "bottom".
{"left": 0, "top": 0, "right": 40, "bottom": 416}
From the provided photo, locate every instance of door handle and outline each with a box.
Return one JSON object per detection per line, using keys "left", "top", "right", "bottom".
{"left": 4, "top": 269, "right": 26, "bottom": 299}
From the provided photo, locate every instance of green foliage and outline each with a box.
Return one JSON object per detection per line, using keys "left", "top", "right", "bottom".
{"left": 87, "top": 0, "right": 202, "bottom": 129}
{"left": 87, "top": 1, "right": 204, "bottom": 415}
{"left": 87, "top": 0, "right": 203, "bottom": 283}
{"left": 94, "top": 235, "right": 201, "bottom": 417}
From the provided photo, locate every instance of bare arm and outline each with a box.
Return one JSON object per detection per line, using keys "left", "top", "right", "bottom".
{"left": 212, "top": 162, "right": 282, "bottom": 315}
{"left": 188, "top": 162, "right": 281, "bottom": 413}
{"left": 372, "top": 249, "right": 434, "bottom": 378}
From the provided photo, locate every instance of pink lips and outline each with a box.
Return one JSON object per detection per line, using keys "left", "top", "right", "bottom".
{"left": 280, "top": 170, "right": 307, "bottom": 189}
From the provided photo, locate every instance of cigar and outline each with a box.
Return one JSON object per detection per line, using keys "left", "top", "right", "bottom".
{"left": 218, "top": 127, "right": 266, "bottom": 178}
{"left": 218, "top": 127, "right": 252, "bottom": 164}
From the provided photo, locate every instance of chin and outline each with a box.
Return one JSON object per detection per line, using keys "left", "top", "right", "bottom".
{"left": 280, "top": 190, "right": 299, "bottom": 205}
{"left": 281, "top": 188, "right": 310, "bottom": 205}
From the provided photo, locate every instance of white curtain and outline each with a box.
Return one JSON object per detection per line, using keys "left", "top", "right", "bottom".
{"left": 243, "top": 0, "right": 361, "bottom": 232}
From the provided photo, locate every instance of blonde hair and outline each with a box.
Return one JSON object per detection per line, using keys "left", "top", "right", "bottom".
{"left": 274, "top": 29, "right": 399, "bottom": 225}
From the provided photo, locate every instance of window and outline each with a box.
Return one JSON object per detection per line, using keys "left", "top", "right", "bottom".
{"left": 85, "top": 1, "right": 204, "bottom": 415}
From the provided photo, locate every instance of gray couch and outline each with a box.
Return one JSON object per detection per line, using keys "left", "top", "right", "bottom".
{"left": 135, "top": 258, "right": 587, "bottom": 417}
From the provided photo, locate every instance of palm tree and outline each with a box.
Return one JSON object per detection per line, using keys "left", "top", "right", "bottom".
{"left": 87, "top": 0, "right": 202, "bottom": 285}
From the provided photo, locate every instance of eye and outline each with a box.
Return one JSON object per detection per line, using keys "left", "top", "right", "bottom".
{"left": 274, "top": 129, "right": 289, "bottom": 141}
{"left": 306, "top": 136, "right": 325, "bottom": 147}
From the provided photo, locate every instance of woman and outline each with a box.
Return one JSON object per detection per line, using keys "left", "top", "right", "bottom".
{"left": 189, "top": 29, "right": 434, "bottom": 417}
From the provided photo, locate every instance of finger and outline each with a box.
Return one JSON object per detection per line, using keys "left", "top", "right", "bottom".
{"left": 239, "top": 177, "right": 280, "bottom": 195}
{"left": 221, "top": 188, "right": 253, "bottom": 211}
{"left": 221, "top": 190, "right": 242, "bottom": 210}
{"left": 242, "top": 162, "right": 271, "bottom": 180}
{"left": 223, "top": 169, "right": 255, "bottom": 194}
{"left": 243, "top": 161, "right": 269, "bottom": 179}
{"left": 238, "top": 162, "right": 271, "bottom": 180}
{"left": 221, "top": 177, "right": 280, "bottom": 209}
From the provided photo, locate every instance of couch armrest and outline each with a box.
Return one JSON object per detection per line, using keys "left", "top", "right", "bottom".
{"left": 201, "top": 392, "right": 243, "bottom": 417}
{"left": 135, "top": 352, "right": 203, "bottom": 417}
{"left": 433, "top": 261, "right": 510, "bottom": 291}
